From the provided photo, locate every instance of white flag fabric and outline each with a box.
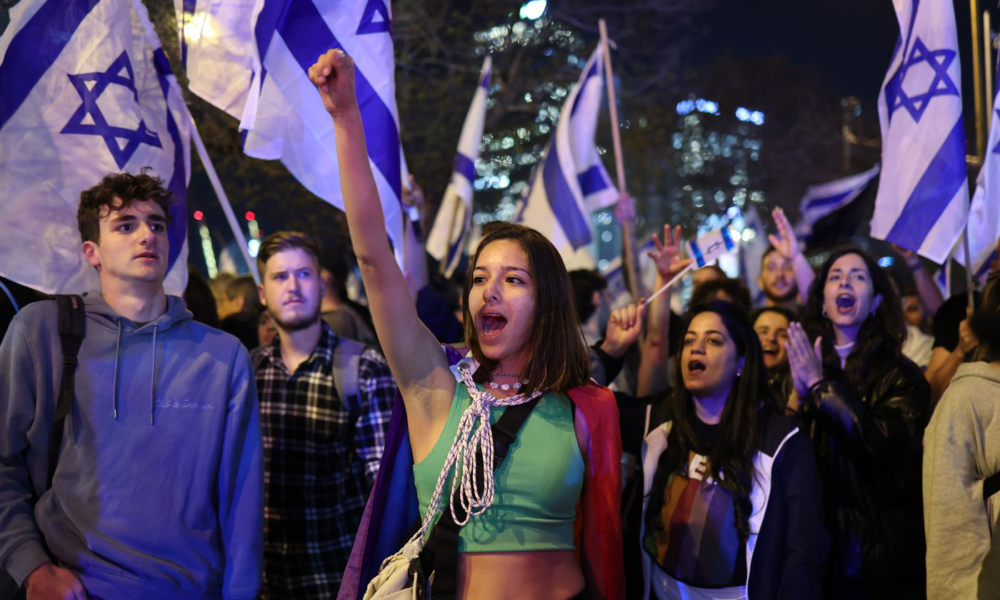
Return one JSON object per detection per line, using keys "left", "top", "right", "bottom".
{"left": 958, "top": 53, "right": 1000, "bottom": 284}
{"left": 0, "top": 0, "right": 191, "bottom": 295}
{"left": 176, "top": 0, "right": 257, "bottom": 120}
{"left": 795, "top": 164, "right": 880, "bottom": 237}
{"left": 180, "top": 0, "right": 406, "bottom": 253}
{"left": 738, "top": 206, "right": 768, "bottom": 305}
{"left": 871, "top": 0, "right": 968, "bottom": 263}
{"left": 426, "top": 56, "right": 491, "bottom": 276}
{"left": 518, "top": 43, "right": 618, "bottom": 268}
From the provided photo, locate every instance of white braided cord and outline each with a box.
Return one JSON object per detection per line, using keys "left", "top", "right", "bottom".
{"left": 389, "top": 360, "right": 542, "bottom": 564}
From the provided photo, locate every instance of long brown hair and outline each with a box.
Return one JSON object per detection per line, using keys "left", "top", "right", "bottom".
{"left": 462, "top": 223, "right": 590, "bottom": 394}
{"left": 645, "top": 301, "right": 771, "bottom": 542}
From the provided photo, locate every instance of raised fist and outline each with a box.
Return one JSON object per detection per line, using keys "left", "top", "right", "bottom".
{"left": 307, "top": 48, "right": 358, "bottom": 117}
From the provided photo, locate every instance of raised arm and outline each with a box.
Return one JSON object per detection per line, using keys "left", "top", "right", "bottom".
{"left": 769, "top": 208, "right": 814, "bottom": 305}
{"left": 637, "top": 225, "right": 691, "bottom": 397}
{"left": 308, "top": 50, "right": 454, "bottom": 437}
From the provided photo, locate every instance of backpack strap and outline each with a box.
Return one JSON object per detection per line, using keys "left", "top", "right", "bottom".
{"left": 333, "top": 337, "right": 365, "bottom": 408}
{"left": 984, "top": 471, "right": 1000, "bottom": 501}
{"left": 423, "top": 396, "right": 541, "bottom": 599}
{"left": 51, "top": 295, "right": 85, "bottom": 487}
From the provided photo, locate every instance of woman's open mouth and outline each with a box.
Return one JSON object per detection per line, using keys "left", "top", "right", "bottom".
{"left": 481, "top": 313, "right": 508, "bottom": 337}
{"left": 687, "top": 359, "right": 707, "bottom": 375}
{"left": 835, "top": 294, "right": 856, "bottom": 315}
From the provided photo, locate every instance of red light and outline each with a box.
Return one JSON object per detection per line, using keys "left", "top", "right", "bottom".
{"left": 193, "top": 210, "right": 203, "bottom": 221}
{"left": 245, "top": 211, "right": 256, "bottom": 221}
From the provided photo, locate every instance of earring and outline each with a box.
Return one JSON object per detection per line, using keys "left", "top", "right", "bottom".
{"left": 822, "top": 307, "right": 828, "bottom": 318}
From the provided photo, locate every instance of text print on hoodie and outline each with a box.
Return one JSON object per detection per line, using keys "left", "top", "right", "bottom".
{"left": 0, "top": 293, "right": 264, "bottom": 600}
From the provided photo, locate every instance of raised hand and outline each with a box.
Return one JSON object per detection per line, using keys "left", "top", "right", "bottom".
{"left": 307, "top": 48, "right": 357, "bottom": 117}
{"left": 768, "top": 208, "right": 801, "bottom": 261}
{"left": 786, "top": 322, "right": 824, "bottom": 398}
{"left": 958, "top": 307, "right": 979, "bottom": 355}
{"left": 600, "top": 301, "right": 646, "bottom": 359}
{"left": 646, "top": 224, "right": 693, "bottom": 282}
{"left": 402, "top": 174, "right": 425, "bottom": 209}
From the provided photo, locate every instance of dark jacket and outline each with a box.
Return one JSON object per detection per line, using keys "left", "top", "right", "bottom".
{"left": 805, "top": 356, "right": 930, "bottom": 591}
{"left": 641, "top": 410, "right": 829, "bottom": 599}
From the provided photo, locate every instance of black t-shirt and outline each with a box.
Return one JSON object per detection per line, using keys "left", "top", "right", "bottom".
{"left": 932, "top": 291, "right": 982, "bottom": 351}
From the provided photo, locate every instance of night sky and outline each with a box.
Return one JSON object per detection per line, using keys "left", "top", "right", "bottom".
{"left": 700, "top": 0, "right": 993, "bottom": 124}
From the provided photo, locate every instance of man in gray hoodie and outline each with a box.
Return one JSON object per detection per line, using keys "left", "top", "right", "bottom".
{"left": 0, "top": 171, "right": 264, "bottom": 600}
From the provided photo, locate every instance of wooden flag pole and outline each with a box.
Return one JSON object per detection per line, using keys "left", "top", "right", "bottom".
{"left": 599, "top": 19, "right": 641, "bottom": 300}
{"left": 965, "top": 0, "right": 985, "bottom": 311}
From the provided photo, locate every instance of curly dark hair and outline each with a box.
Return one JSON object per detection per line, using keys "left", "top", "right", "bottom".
{"left": 645, "top": 301, "right": 772, "bottom": 542}
{"left": 77, "top": 168, "right": 173, "bottom": 244}
{"left": 463, "top": 223, "right": 590, "bottom": 395}
{"left": 802, "top": 247, "right": 906, "bottom": 392}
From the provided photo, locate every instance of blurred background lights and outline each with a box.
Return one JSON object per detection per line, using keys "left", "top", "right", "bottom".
{"left": 519, "top": 0, "right": 547, "bottom": 20}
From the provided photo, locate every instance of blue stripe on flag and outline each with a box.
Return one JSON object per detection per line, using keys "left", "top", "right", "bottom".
{"left": 804, "top": 189, "right": 855, "bottom": 210}
{"left": 569, "top": 60, "right": 600, "bottom": 118}
{"left": 690, "top": 240, "right": 706, "bottom": 268}
{"left": 152, "top": 49, "right": 188, "bottom": 272}
{"left": 454, "top": 153, "right": 475, "bottom": 184}
{"left": 542, "top": 142, "right": 592, "bottom": 248}
{"left": 269, "top": 0, "right": 402, "bottom": 202}
{"left": 0, "top": 0, "right": 101, "bottom": 130}
{"left": 577, "top": 165, "right": 609, "bottom": 196}
{"left": 445, "top": 214, "right": 467, "bottom": 269}
{"left": 885, "top": 118, "right": 966, "bottom": 252}
{"left": 721, "top": 226, "right": 735, "bottom": 251}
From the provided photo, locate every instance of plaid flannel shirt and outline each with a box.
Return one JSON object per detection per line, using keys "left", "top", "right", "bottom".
{"left": 252, "top": 324, "right": 395, "bottom": 599}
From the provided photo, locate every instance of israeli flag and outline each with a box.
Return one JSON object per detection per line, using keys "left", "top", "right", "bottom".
{"left": 518, "top": 43, "right": 618, "bottom": 268}
{"left": 426, "top": 56, "right": 491, "bottom": 277}
{"left": 958, "top": 52, "right": 1000, "bottom": 284}
{"left": 0, "top": 0, "right": 191, "bottom": 295}
{"left": 795, "top": 164, "right": 880, "bottom": 237}
{"left": 739, "top": 205, "right": 768, "bottom": 304}
{"left": 181, "top": 0, "right": 406, "bottom": 253}
{"left": 175, "top": 0, "right": 257, "bottom": 120}
{"left": 687, "top": 226, "right": 738, "bottom": 269}
{"left": 871, "top": 0, "right": 969, "bottom": 264}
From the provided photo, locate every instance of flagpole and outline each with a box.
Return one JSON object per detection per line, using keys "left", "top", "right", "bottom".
{"left": 965, "top": 0, "right": 985, "bottom": 311}
{"left": 188, "top": 123, "right": 260, "bottom": 284}
{"left": 972, "top": 0, "right": 986, "bottom": 160}
{"left": 986, "top": 10, "right": 994, "bottom": 119}
{"left": 599, "top": 19, "right": 640, "bottom": 300}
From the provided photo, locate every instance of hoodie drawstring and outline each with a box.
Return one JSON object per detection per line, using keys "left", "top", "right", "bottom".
{"left": 112, "top": 321, "right": 122, "bottom": 420}
{"left": 150, "top": 324, "right": 159, "bottom": 425}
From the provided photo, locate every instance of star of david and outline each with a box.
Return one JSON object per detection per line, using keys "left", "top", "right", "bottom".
{"left": 61, "top": 51, "right": 161, "bottom": 169}
{"left": 356, "top": 0, "right": 391, "bottom": 35}
{"left": 884, "top": 37, "right": 959, "bottom": 123}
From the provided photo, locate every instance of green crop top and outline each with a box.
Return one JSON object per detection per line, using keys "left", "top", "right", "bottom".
{"left": 413, "top": 381, "right": 585, "bottom": 552}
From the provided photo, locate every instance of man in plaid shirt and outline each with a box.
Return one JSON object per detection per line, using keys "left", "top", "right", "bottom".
{"left": 252, "top": 232, "right": 395, "bottom": 599}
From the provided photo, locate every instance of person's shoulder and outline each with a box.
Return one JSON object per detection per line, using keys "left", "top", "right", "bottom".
{"left": 758, "top": 409, "right": 802, "bottom": 457}
{"left": 13, "top": 298, "right": 58, "bottom": 325}
{"left": 936, "top": 363, "right": 1000, "bottom": 413}
{"left": 175, "top": 318, "right": 247, "bottom": 357}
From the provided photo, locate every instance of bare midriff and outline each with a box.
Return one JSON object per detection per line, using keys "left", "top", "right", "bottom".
{"left": 456, "top": 550, "right": 585, "bottom": 600}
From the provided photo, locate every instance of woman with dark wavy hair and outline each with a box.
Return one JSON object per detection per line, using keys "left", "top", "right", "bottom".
{"left": 641, "top": 301, "right": 827, "bottom": 600}
{"left": 786, "top": 247, "right": 931, "bottom": 600}
{"left": 308, "top": 50, "right": 626, "bottom": 600}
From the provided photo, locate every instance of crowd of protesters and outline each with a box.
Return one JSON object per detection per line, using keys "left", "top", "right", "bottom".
{"left": 0, "top": 47, "right": 998, "bottom": 600}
